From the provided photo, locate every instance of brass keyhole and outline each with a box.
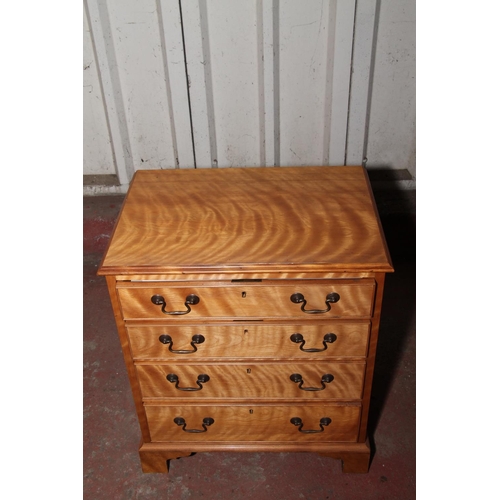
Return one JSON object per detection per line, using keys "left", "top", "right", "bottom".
{"left": 242, "top": 291, "right": 247, "bottom": 298}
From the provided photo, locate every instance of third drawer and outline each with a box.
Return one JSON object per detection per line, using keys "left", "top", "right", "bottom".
{"left": 136, "top": 362, "right": 366, "bottom": 400}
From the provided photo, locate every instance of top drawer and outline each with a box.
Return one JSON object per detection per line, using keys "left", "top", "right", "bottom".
{"left": 116, "top": 280, "right": 375, "bottom": 320}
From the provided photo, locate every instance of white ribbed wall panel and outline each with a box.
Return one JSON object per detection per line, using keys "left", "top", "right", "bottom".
{"left": 83, "top": 0, "right": 383, "bottom": 190}
{"left": 83, "top": 0, "right": 195, "bottom": 190}
{"left": 182, "top": 0, "right": 356, "bottom": 168}
{"left": 83, "top": 5, "right": 115, "bottom": 175}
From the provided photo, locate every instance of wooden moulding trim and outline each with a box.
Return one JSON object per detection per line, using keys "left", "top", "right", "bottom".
{"left": 139, "top": 440, "right": 370, "bottom": 454}
{"left": 141, "top": 400, "right": 362, "bottom": 407}
{"left": 114, "top": 277, "right": 375, "bottom": 288}
{"left": 124, "top": 315, "right": 372, "bottom": 322}
{"left": 115, "top": 272, "right": 377, "bottom": 281}
{"left": 134, "top": 359, "right": 367, "bottom": 367}
{"left": 138, "top": 439, "right": 371, "bottom": 473}
{"left": 98, "top": 263, "right": 395, "bottom": 276}
{"left": 124, "top": 318, "right": 372, "bottom": 327}
{"left": 134, "top": 355, "right": 366, "bottom": 366}
{"left": 141, "top": 398, "right": 364, "bottom": 405}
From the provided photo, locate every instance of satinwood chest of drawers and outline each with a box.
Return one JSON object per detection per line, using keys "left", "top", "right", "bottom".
{"left": 98, "top": 166, "right": 393, "bottom": 473}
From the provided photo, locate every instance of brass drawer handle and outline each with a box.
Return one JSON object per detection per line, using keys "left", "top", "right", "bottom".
{"left": 290, "top": 417, "right": 332, "bottom": 433}
{"left": 290, "top": 373, "right": 334, "bottom": 391}
{"left": 290, "top": 332, "right": 337, "bottom": 352}
{"left": 174, "top": 417, "right": 214, "bottom": 433}
{"left": 290, "top": 292, "right": 340, "bottom": 314}
{"left": 151, "top": 294, "right": 200, "bottom": 315}
{"left": 159, "top": 334, "right": 205, "bottom": 354}
{"left": 167, "top": 373, "right": 210, "bottom": 391}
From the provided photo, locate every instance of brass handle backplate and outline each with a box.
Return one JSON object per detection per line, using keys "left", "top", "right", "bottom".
{"left": 159, "top": 334, "right": 205, "bottom": 354}
{"left": 290, "top": 332, "right": 337, "bottom": 352}
{"left": 289, "top": 373, "right": 334, "bottom": 391}
{"left": 167, "top": 373, "right": 210, "bottom": 391}
{"left": 290, "top": 417, "right": 332, "bottom": 433}
{"left": 174, "top": 417, "right": 214, "bottom": 433}
{"left": 151, "top": 294, "right": 200, "bottom": 315}
{"left": 290, "top": 292, "right": 340, "bottom": 314}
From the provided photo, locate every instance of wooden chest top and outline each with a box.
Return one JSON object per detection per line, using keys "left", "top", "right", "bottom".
{"left": 98, "top": 166, "right": 393, "bottom": 275}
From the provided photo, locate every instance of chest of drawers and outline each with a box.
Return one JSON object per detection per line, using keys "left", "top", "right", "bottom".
{"left": 98, "top": 166, "right": 393, "bottom": 473}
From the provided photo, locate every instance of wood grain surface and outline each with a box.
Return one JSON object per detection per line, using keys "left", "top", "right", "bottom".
{"left": 98, "top": 167, "right": 393, "bottom": 275}
{"left": 144, "top": 404, "right": 361, "bottom": 442}
{"left": 117, "top": 280, "right": 374, "bottom": 320}
{"left": 138, "top": 440, "right": 371, "bottom": 474}
{"left": 136, "top": 361, "right": 365, "bottom": 400}
{"left": 126, "top": 321, "right": 371, "bottom": 360}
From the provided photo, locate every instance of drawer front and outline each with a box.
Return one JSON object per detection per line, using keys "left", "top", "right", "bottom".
{"left": 117, "top": 280, "right": 375, "bottom": 320}
{"left": 145, "top": 404, "right": 361, "bottom": 442}
{"left": 127, "top": 322, "right": 371, "bottom": 360}
{"left": 136, "top": 362, "right": 365, "bottom": 400}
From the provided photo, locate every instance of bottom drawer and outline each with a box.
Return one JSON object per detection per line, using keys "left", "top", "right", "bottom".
{"left": 145, "top": 404, "right": 361, "bottom": 443}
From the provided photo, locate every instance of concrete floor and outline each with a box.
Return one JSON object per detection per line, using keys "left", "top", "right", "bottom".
{"left": 83, "top": 192, "right": 415, "bottom": 499}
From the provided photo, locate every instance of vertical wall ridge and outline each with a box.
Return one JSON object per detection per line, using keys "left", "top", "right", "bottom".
{"left": 156, "top": 0, "right": 179, "bottom": 168}
{"left": 327, "top": 0, "right": 356, "bottom": 165}
{"left": 84, "top": 0, "right": 135, "bottom": 185}
{"left": 323, "top": 0, "right": 337, "bottom": 165}
{"left": 198, "top": 0, "right": 218, "bottom": 167}
{"left": 362, "top": 0, "right": 381, "bottom": 162}
{"left": 272, "top": 0, "right": 280, "bottom": 167}
{"left": 83, "top": 0, "right": 116, "bottom": 177}
{"left": 256, "top": 0, "right": 266, "bottom": 166}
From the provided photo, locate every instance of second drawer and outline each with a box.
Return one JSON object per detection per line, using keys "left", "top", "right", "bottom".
{"left": 127, "top": 322, "right": 371, "bottom": 360}
{"left": 136, "top": 362, "right": 366, "bottom": 400}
